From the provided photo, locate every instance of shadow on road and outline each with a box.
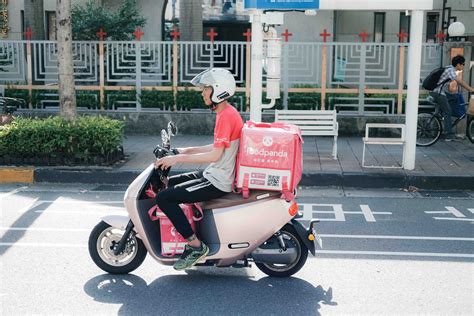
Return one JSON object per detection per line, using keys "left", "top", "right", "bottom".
{"left": 84, "top": 271, "right": 336, "bottom": 315}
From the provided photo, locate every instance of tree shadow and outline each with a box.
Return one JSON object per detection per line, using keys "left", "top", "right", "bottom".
{"left": 0, "top": 200, "right": 47, "bottom": 256}
{"left": 84, "top": 271, "right": 336, "bottom": 315}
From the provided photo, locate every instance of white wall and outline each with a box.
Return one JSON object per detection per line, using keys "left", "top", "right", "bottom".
{"left": 275, "top": 11, "right": 334, "bottom": 43}
{"left": 335, "top": 11, "right": 434, "bottom": 43}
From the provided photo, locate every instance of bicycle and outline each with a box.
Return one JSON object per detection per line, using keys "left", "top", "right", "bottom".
{"left": 416, "top": 96, "right": 473, "bottom": 146}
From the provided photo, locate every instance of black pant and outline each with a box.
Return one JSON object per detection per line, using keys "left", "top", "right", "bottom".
{"left": 155, "top": 171, "right": 226, "bottom": 239}
{"left": 429, "top": 92, "right": 454, "bottom": 136}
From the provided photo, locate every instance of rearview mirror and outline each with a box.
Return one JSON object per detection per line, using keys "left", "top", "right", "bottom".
{"left": 167, "top": 121, "right": 178, "bottom": 136}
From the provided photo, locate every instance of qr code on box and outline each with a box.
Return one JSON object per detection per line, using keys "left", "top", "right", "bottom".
{"left": 267, "top": 175, "right": 280, "bottom": 187}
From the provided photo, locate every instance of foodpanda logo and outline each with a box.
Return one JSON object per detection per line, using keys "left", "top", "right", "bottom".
{"left": 263, "top": 136, "right": 273, "bottom": 147}
{"left": 246, "top": 146, "right": 288, "bottom": 158}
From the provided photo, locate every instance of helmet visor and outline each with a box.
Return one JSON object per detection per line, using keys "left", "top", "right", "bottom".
{"left": 190, "top": 69, "right": 215, "bottom": 88}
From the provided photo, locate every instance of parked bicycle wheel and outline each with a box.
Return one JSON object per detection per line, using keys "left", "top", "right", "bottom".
{"left": 467, "top": 116, "right": 474, "bottom": 144}
{"left": 417, "top": 113, "right": 442, "bottom": 146}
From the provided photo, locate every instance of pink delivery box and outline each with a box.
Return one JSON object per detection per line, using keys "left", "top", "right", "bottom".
{"left": 150, "top": 204, "right": 197, "bottom": 256}
{"left": 235, "top": 121, "right": 303, "bottom": 197}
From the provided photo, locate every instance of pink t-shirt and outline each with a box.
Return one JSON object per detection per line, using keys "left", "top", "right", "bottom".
{"left": 203, "top": 105, "right": 243, "bottom": 192}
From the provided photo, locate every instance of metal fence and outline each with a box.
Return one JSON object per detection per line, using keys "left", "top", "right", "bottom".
{"left": 0, "top": 40, "right": 442, "bottom": 114}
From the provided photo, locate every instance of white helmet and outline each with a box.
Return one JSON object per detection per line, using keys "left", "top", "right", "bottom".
{"left": 190, "top": 68, "right": 236, "bottom": 104}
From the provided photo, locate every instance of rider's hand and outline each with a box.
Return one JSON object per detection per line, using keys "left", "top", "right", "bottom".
{"left": 155, "top": 156, "right": 178, "bottom": 170}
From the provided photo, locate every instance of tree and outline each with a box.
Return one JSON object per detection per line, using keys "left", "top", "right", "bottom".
{"left": 71, "top": 0, "right": 146, "bottom": 40}
{"left": 180, "top": 0, "right": 203, "bottom": 41}
{"left": 24, "top": 0, "right": 45, "bottom": 39}
{"left": 56, "top": 0, "right": 76, "bottom": 121}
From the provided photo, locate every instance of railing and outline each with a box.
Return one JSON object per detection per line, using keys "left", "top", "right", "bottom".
{"left": 0, "top": 39, "right": 442, "bottom": 115}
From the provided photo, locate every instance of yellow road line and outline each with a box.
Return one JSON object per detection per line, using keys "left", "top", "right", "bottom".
{"left": 0, "top": 168, "right": 34, "bottom": 183}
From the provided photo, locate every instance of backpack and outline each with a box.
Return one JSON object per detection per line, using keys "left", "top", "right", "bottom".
{"left": 422, "top": 67, "right": 450, "bottom": 91}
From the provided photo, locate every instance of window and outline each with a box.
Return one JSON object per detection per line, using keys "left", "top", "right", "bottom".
{"left": 46, "top": 11, "right": 56, "bottom": 40}
{"left": 399, "top": 12, "right": 410, "bottom": 42}
{"left": 373, "top": 12, "right": 385, "bottom": 43}
{"left": 426, "top": 13, "right": 439, "bottom": 42}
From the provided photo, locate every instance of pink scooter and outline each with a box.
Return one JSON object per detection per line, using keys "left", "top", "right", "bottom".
{"left": 88, "top": 122, "right": 321, "bottom": 277}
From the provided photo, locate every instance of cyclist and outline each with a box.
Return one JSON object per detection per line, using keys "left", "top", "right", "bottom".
{"left": 430, "top": 55, "right": 474, "bottom": 141}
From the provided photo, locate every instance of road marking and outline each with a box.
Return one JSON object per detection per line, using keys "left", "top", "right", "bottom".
{"left": 0, "top": 227, "right": 90, "bottom": 232}
{"left": 0, "top": 186, "right": 28, "bottom": 200}
{"left": 425, "top": 206, "right": 466, "bottom": 217}
{"left": 36, "top": 200, "right": 123, "bottom": 204}
{"left": 468, "top": 208, "right": 474, "bottom": 214}
{"left": 29, "top": 210, "right": 126, "bottom": 215}
{"left": 319, "top": 234, "right": 474, "bottom": 241}
{"left": 360, "top": 204, "right": 375, "bottom": 222}
{"left": 433, "top": 218, "right": 474, "bottom": 222}
{"left": 317, "top": 250, "right": 474, "bottom": 258}
{"left": 301, "top": 203, "right": 392, "bottom": 222}
{"left": 0, "top": 242, "right": 86, "bottom": 248}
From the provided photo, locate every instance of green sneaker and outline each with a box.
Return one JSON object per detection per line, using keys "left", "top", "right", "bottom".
{"left": 173, "top": 242, "right": 209, "bottom": 271}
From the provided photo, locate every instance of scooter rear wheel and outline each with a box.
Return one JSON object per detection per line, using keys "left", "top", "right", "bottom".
{"left": 89, "top": 221, "right": 147, "bottom": 274}
{"left": 255, "top": 225, "right": 308, "bottom": 278}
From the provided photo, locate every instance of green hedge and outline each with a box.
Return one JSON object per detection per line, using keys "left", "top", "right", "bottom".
{"left": 0, "top": 116, "right": 124, "bottom": 165}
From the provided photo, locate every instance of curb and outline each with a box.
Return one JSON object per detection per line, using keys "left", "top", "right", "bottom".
{"left": 3, "top": 167, "right": 469, "bottom": 190}
{"left": 0, "top": 167, "right": 34, "bottom": 184}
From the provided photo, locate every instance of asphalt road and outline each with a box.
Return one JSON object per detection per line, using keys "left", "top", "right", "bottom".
{"left": 1, "top": 184, "right": 473, "bottom": 315}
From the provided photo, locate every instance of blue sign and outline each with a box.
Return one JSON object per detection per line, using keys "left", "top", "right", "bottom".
{"left": 244, "top": 0, "right": 319, "bottom": 10}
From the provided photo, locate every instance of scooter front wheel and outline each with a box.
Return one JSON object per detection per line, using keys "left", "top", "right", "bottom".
{"left": 88, "top": 221, "right": 147, "bottom": 274}
{"left": 255, "top": 225, "right": 308, "bottom": 278}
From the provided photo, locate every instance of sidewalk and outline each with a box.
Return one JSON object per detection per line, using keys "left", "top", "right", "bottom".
{"left": 17, "top": 134, "right": 473, "bottom": 190}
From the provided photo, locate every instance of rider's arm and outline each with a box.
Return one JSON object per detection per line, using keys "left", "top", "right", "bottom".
{"left": 454, "top": 77, "right": 474, "bottom": 93}
{"left": 174, "top": 146, "right": 225, "bottom": 164}
{"left": 176, "top": 144, "right": 214, "bottom": 155}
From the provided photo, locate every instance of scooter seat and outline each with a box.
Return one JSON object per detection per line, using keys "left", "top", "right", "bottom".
{"left": 201, "top": 190, "right": 282, "bottom": 210}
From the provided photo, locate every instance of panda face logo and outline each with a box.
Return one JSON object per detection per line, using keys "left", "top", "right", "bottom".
{"left": 263, "top": 136, "right": 273, "bottom": 147}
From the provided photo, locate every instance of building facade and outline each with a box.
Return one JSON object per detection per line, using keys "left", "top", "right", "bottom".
{"left": 1, "top": 1, "right": 473, "bottom": 43}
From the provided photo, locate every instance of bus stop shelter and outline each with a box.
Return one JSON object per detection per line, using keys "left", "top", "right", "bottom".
{"left": 246, "top": 0, "right": 435, "bottom": 170}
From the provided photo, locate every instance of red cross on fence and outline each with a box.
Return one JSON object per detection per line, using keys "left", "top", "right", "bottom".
{"left": 170, "top": 27, "right": 180, "bottom": 41}
{"left": 435, "top": 30, "right": 446, "bottom": 43}
{"left": 397, "top": 29, "right": 408, "bottom": 43}
{"left": 96, "top": 28, "right": 107, "bottom": 41}
{"left": 281, "top": 29, "right": 293, "bottom": 42}
{"left": 243, "top": 28, "right": 251, "bottom": 42}
{"left": 358, "top": 30, "right": 370, "bottom": 42}
{"left": 23, "top": 27, "right": 33, "bottom": 40}
{"left": 319, "top": 29, "right": 331, "bottom": 43}
{"left": 206, "top": 28, "right": 218, "bottom": 43}
{"left": 133, "top": 27, "right": 144, "bottom": 41}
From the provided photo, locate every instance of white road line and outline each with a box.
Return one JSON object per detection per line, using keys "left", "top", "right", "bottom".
{"left": 0, "top": 227, "right": 90, "bottom": 232}
{"left": 313, "top": 211, "right": 392, "bottom": 215}
{"left": 468, "top": 208, "right": 474, "bottom": 214}
{"left": 433, "top": 217, "right": 474, "bottom": 222}
{"left": 12, "top": 198, "right": 41, "bottom": 215}
{"left": 0, "top": 186, "right": 27, "bottom": 200}
{"left": 30, "top": 210, "right": 126, "bottom": 215}
{"left": 319, "top": 234, "right": 474, "bottom": 241}
{"left": 426, "top": 207, "right": 467, "bottom": 218}
{"left": 359, "top": 204, "right": 375, "bottom": 222}
{"left": 0, "top": 242, "right": 86, "bottom": 248}
{"left": 36, "top": 200, "right": 123, "bottom": 204}
{"left": 316, "top": 250, "right": 474, "bottom": 258}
